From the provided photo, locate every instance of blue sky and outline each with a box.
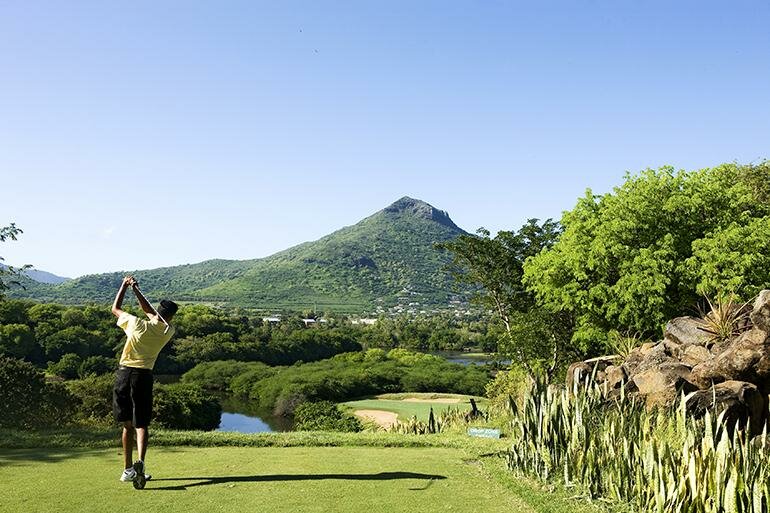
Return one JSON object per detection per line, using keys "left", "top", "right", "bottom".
{"left": 1, "top": 1, "right": 768, "bottom": 277}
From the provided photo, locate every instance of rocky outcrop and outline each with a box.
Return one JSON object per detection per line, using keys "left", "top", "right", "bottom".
{"left": 686, "top": 381, "right": 767, "bottom": 434}
{"left": 570, "top": 290, "right": 770, "bottom": 431}
{"left": 567, "top": 356, "right": 618, "bottom": 391}
{"left": 664, "top": 316, "right": 711, "bottom": 347}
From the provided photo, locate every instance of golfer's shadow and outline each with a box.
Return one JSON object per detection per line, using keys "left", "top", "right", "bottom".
{"left": 149, "top": 472, "right": 446, "bottom": 491}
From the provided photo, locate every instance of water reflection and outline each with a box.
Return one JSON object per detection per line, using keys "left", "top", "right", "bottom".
{"left": 218, "top": 412, "right": 274, "bottom": 433}
{"left": 217, "top": 395, "right": 293, "bottom": 433}
{"left": 427, "top": 351, "right": 510, "bottom": 366}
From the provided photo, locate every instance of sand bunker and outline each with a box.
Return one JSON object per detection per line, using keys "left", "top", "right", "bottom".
{"left": 402, "top": 397, "right": 462, "bottom": 403}
{"left": 353, "top": 409, "right": 398, "bottom": 428}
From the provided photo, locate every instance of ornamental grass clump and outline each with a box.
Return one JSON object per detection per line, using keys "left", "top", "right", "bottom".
{"left": 698, "top": 294, "right": 752, "bottom": 344}
{"left": 506, "top": 380, "right": 770, "bottom": 512}
{"left": 606, "top": 331, "right": 646, "bottom": 359}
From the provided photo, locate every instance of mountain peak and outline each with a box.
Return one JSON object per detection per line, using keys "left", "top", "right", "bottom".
{"left": 381, "top": 197, "right": 461, "bottom": 230}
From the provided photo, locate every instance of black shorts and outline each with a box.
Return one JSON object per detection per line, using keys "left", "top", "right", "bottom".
{"left": 113, "top": 366, "right": 154, "bottom": 428}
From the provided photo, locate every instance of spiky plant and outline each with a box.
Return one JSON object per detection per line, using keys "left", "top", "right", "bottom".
{"left": 607, "top": 330, "right": 646, "bottom": 359}
{"left": 698, "top": 294, "right": 752, "bottom": 344}
{"left": 505, "top": 379, "right": 770, "bottom": 512}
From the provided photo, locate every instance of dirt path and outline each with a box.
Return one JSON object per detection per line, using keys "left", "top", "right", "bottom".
{"left": 353, "top": 409, "right": 399, "bottom": 428}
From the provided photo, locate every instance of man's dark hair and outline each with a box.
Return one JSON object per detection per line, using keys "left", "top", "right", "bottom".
{"left": 158, "top": 300, "right": 179, "bottom": 318}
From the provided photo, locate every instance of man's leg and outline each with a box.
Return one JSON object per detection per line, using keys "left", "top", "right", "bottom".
{"left": 131, "top": 371, "right": 153, "bottom": 487}
{"left": 122, "top": 421, "right": 134, "bottom": 469}
{"left": 136, "top": 427, "right": 148, "bottom": 463}
{"left": 113, "top": 367, "right": 135, "bottom": 481}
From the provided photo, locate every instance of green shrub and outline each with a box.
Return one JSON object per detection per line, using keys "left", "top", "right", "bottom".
{"left": 0, "top": 323, "right": 36, "bottom": 360}
{"left": 0, "top": 356, "right": 76, "bottom": 428}
{"left": 153, "top": 383, "right": 221, "bottom": 430}
{"left": 294, "top": 401, "right": 362, "bottom": 432}
{"left": 362, "top": 348, "right": 387, "bottom": 362}
{"left": 233, "top": 350, "right": 490, "bottom": 414}
{"left": 484, "top": 366, "right": 529, "bottom": 405}
{"left": 273, "top": 386, "right": 309, "bottom": 417}
{"left": 386, "top": 348, "right": 443, "bottom": 365}
{"left": 47, "top": 353, "right": 82, "bottom": 379}
{"left": 182, "top": 360, "right": 273, "bottom": 392}
{"left": 78, "top": 356, "right": 115, "bottom": 378}
{"left": 66, "top": 374, "right": 115, "bottom": 424}
{"left": 228, "top": 364, "right": 279, "bottom": 397}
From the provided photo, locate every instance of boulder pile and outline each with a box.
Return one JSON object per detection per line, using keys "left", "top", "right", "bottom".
{"left": 567, "top": 290, "right": 770, "bottom": 433}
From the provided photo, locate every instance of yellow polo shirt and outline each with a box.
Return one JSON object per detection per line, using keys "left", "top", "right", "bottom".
{"left": 117, "top": 312, "right": 175, "bottom": 370}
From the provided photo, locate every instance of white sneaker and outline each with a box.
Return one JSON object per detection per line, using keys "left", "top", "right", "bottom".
{"left": 120, "top": 467, "right": 152, "bottom": 482}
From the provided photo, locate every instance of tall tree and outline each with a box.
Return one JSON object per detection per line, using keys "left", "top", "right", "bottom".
{"left": 523, "top": 162, "right": 770, "bottom": 348}
{"left": 439, "top": 219, "right": 569, "bottom": 382}
{"left": 0, "top": 224, "right": 30, "bottom": 300}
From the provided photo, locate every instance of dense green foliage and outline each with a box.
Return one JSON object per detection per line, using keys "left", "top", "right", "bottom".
{"left": 440, "top": 219, "right": 574, "bottom": 381}
{"left": 180, "top": 360, "right": 272, "bottom": 391}
{"left": 523, "top": 162, "right": 770, "bottom": 348}
{"left": 356, "top": 314, "right": 500, "bottom": 352}
{"left": 0, "top": 352, "right": 219, "bottom": 431}
{"left": 0, "top": 356, "right": 76, "bottom": 428}
{"left": 11, "top": 197, "right": 472, "bottom": 310}
{"left": 440, "top": 219, "right": 560, "bottom": 314}
{"left": 153, "top": 384, "right": 221, "bottom": 430}
{"left": 293, "top": 400, "right": 363, "bottom": 432}
{"left": 0, "top": 299, "right": 494, "bottom": 376}
{"left": 185, "top": 349, "right": 490, "bottom": 416}
{"left": 65, "top": 374, "right": 114, "bottom": 424}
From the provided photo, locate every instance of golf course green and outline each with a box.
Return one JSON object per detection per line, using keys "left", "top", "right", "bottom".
{"left": 342, "top": 393, "right": 487, "bottom": 427}
{"left": 0, "top": 439, "right": 604, "bottom": 513}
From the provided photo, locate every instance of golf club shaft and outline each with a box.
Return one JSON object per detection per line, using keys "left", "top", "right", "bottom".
{"left": 133, "top": 284, "right": 170, "bottom": 333}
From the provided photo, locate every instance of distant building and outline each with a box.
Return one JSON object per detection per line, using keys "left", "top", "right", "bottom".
{"left": 351, "top": 318, "right": 378, "bottom": 326}
{"left": 302, "top": 318, "right": 328, "bottom": 327}
{"left": 262, "top": 316, "right": 281, "bottom": 324}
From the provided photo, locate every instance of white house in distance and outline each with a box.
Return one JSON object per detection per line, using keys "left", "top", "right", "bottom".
{"left": 302, "top": 318, "right": 328, "bottom": 327}
{"left": 351, "top": 318, "right": 378, "bottom": 326}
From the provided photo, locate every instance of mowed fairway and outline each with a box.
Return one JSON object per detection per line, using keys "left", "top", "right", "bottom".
{"left": 0, "top": 445, "right": 593, "bottom": 513}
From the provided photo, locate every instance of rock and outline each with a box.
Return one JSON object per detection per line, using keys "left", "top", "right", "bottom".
{"left": 604, "top": 365, "right": 627, "bottom": 390}
{"left": 686, "top": 381, "right": 767, "bottom": 435}
{"left": 566, "top": 290, "right": 770, "bottom": 425}
{"left": 681, "top": 345, "right": 711, "bottom": 368}
{"left": 751, "top": 290, "right": 770, "bottom": 333}
{"left": 665, "top": 316, "right": 711, "bottom": 347}
{"left": 630, "top": 342, "right": 678, "bottom": 376}
{"left": 622, "top": 348, "right": 645, "bottom": 376}
{"left": 662, "top": 339, "right": 684, "bottom": 360}
{"left": 566, "top": 356, "right": 618, "bottom": 391}
{"left": 639, "top": 342, "right": 657, "bottom": 355}
{"left": 690, "top": 328, "right": 770, "bottom": 388}
{"left": 632, "top": 362, "right": 697, "bottom": 408}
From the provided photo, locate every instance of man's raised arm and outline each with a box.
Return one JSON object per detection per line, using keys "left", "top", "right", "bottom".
{"left": 130, "top": 279, "right": 157, "bottom": 320}
{"left": 111, "top": 276, "right": 132, "bottom": 318}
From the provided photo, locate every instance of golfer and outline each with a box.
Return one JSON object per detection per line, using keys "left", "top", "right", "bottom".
{"left": 111, "top": 275, "right": 178, "bottom": 487}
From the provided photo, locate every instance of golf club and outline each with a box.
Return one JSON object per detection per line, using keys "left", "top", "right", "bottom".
{"left": 132, "top": 283, "right": 170, "bottom": 334}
